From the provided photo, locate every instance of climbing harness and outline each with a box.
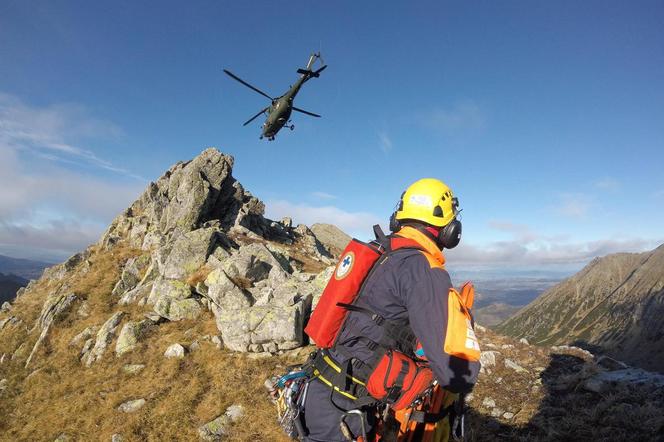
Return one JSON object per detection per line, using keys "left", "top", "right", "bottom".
{"left": 266, "top": 365, "right": 311, "bottom": 439}
{"left": 340, "top": 409, "right": 368, "bottom": 442}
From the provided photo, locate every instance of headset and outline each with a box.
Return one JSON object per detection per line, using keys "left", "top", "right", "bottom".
{"left": 389, "top": 197, "right": 462, "bottom": 249}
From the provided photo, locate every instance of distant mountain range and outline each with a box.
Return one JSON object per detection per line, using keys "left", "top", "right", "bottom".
{"left": 497, "top": 244, "right": 664, "bottom": 372}
{"left": 0, "top": 254, "right": 52, "bottom": 280}
{"left": 0, "top": 273, "right": 28, "bottom": 304}
{"left": 0, "top": 255, "right": 51, "bottom": 304}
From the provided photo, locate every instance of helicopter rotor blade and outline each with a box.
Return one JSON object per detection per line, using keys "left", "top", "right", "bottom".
{"left": 243, "top": 107, "right": 268, "bottom": 126}
{"left": 223, "top": 69, "right": 274, "bottom": 101}
{"left": 292, "top": 107, "right": 321, "bottom": 118}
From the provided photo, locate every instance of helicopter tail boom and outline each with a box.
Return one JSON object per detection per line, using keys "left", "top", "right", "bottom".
{"left": 305, "top": 53, "right": 319, "bottom": 70}
{"left": 297, "top": 53, "right": 327, "bottom": 79}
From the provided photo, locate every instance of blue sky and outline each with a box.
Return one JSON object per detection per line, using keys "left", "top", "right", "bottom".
{"left": 1, "top": 1, "right": 662, "bottom": 274}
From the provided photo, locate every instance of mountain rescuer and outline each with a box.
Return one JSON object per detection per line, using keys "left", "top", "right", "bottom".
{"left": 297, "top": 178, "right": 481, "bottom": 442}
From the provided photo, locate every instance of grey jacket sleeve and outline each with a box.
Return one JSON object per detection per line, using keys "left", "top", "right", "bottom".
{"left": 403, "top": 256, "right": 479, "bottom": 393}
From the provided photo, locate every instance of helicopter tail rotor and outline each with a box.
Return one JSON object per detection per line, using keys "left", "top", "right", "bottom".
{"left": 297, "top": 52, "right": 327, "bottom": 78}
{"left": 297, "top": 66, "right": 327, "bottom": 78}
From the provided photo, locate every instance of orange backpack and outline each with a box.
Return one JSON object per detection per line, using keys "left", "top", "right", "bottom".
{"left": 444, "top": 282, "right": 481, "bottom": 362}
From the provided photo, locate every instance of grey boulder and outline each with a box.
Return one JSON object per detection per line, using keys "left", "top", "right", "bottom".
{"left": 115, "top": 320, "right": 155, "bottom": 356}
{"left": 83, "top": 312, "right": 126, "bottom": 367}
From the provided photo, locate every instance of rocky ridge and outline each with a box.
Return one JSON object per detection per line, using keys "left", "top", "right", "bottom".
{"left": 497, "top": 245, "right": 664, "bottom": 372}
{"left": 0, "top": 148, "right": 345, "bottom": 441}
{"left": 65, "top": 148, "right": 339, "bottom": 356}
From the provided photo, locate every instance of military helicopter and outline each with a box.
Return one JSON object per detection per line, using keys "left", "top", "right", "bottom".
{"left": 223, "top": 53, "right": 327, "bottom": 140}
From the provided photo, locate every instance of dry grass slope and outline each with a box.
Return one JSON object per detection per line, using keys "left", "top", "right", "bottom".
{"left": 0, "top": 245, "right": 294, "bottom": 441}
{"left": 2, "top": 246, "right": 662, "bottom": 441}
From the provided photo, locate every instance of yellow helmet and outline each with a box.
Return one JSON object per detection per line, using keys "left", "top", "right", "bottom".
{"left": 395, "top": 178, "right": 459, "bottom": 227}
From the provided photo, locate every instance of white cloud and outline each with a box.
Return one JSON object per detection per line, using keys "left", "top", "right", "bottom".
{"left": 266, "top": 200, "right": 382, "bottom": 237}
{"left": 0, "top": 136, "right": 142, "bottom": 223}
{"left": 0, "top": 220, "right": 103, "bottom": 261}
{"left": 378, "top": 131, "right": 393, "bottom": 153}
{"left": 423, "top": 100, "right": 486, "bottom": 134}
{"left": 449, "top": 219, "right": 661, "bottom": 270}
{"left": 0, "top": 148, "right": 142, "bottom": 260}
{"left": 447, "top": 237, "right": 660, "bottom": 268}
{"left": 0, "top": 92, "right": 142, "bottom": 179}
{"left": 0, "top": 93, "right": 145, "bottom": 261}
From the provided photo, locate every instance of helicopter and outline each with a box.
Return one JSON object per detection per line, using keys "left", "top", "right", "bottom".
{"left": 223, "top": 53, "right": 327, "bottom": 140}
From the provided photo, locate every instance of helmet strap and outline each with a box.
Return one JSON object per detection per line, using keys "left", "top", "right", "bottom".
{"left": 424, "top": 226, "right": 441, "bottom": 238}
{"left": 402, "top": 222, "right": 443, "bottom": 249}
{"left": 404, "top": 221, "right": 462, "bottom": 250}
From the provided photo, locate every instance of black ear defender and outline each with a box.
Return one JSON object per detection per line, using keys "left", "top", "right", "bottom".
{"left": 389, "top": 211, "right": 401, "bottom": 233}
{"left": 438, "top": 196, "right": 462, "bottom": 249}
{"left": 389, "top": 192, "right": 405, "bottom": 233}
{"left": 438, "top": 219, "right": 462, "bottom": 249}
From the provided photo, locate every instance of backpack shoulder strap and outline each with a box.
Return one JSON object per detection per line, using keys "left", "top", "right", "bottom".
{"left": 373, "top": 224, "right": 389, "bottom": 248}
{"left": 372, "top": 224, "right": 429, "bottom": 256}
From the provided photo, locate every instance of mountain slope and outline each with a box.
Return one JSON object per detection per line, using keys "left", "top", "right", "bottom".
{"left": 496, "top": 245, "right": 664, "bottom": 372}
{"left": 474, "top": 302, "right": 522, "bottom": 327}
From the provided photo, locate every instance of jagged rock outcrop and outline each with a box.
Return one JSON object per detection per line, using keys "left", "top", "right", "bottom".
{"left": 69, "top": 326, "right": 97, "bottom": 348}
{"left": 25, "top": 292, "right": 78, "bottom": 368}
{"left": 155, "top": 297, "right": 203, "bottom": 321}
{"left": 41, "top": 251, "right": 91, "bottom": 282}
{"left": 310, "top": 223, "right": 352, "bottom": 257}
{"left": 90, "top": 148, "right": 342, "bottom": 353}
{"left": 112, "top": 255, "right": 150, "bottom": 297}
{"left": 161, "top": 228, "right": 223, "bottom": 280}
{"left": 100, "top": 148, "right": 268, "bottom": 250}
{"left": 497, "top": 244, "right": 664, "bottom": 372}
{"left": 83, "top": 312, "right": 125, "bottom": 366}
